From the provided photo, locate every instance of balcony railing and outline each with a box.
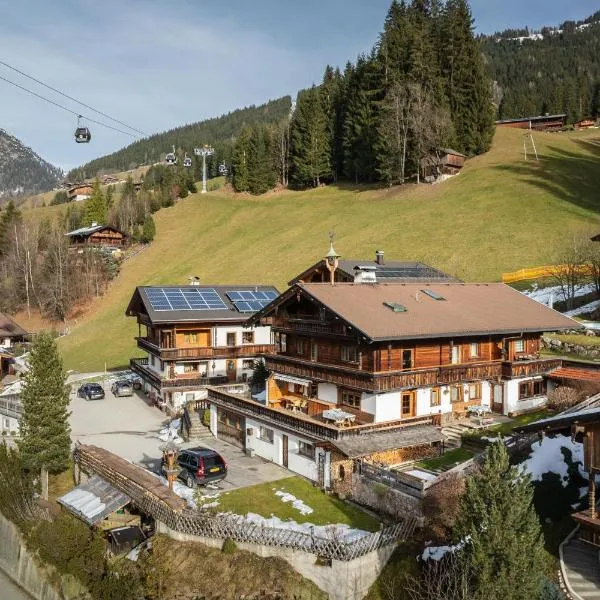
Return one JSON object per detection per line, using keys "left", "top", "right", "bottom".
{"left": 135, "top": 337, "right": 276, "bottom": 361}
{"left": 270, "top": 317, "right": 352, "bottom": 337}
{"left": 265, "top": 355, "right": 505, "bottom": 392}
{"left": 208, "top": 386, "right": 432, "bottom": 441}
{"left": 129, "top": 358, "right": 228, "bottom": 390}
{"left": 501, "top": 358, "right": 562, "bottom": 379}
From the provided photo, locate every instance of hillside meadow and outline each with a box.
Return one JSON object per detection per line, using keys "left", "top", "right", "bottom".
{"left": 52, "top": 126, "right": 599, "bottom": 371}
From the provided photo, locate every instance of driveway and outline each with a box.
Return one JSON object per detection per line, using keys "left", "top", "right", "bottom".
{"left": 69, "top": 380, "right": 288, "bottom": 491}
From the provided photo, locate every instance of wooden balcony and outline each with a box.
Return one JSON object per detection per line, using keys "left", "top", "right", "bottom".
{"left": 130, "top": 358, "right": 228, "bottom": 390}
{"left": 265, "top": 355, "right": 504, "bottom": 392}
{"left": 501, "top": 358, "right": 562, "bottom": 379}
{"left": 208, "top": 386, "right": 433, "bottom": 441}
{"left": 573, "top": 509, "right": 600, "bottom": 547}
{"left": 136, "top": 337, "right": 276, "bottom": 361}
{"left": 270, "top": 316, "right": 352, "bottom": 338}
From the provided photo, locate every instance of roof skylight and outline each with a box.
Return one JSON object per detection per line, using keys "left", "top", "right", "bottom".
{"left": 383, "top": 301, "right": 407, "bottom": 313}
{"left": 421, "top": 288, "right": 445, "bottom": 301}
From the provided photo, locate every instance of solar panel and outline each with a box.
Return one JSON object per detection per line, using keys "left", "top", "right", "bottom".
{"left": 226, "top": 290, "right": 278, "bottom": 313}
{"left": 145, "top": 287, "right": 228, "bottom": 311}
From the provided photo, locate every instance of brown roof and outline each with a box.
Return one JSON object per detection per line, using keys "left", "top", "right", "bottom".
{"left": 547, "top": 367, "right": 600, "bottom": 385}
{"left": 0, "top": 313, "right": 28, "bottom": 339}
{"left": 294, "top": 282, "right": 578, "bottom": 341}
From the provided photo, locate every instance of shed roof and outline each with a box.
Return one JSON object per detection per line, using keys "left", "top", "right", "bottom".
{"left": 330, "top": 424, "right": 445, "bottom": 458}
{"left": 0, "top": 313, "right": 28, "bottom": 339}
{"left": 58, "top": 475, "right": 131, "bottom": 525}
{"left": 495, "top": 113, "right": 567, "bottom": 125}
{"left": 255, "top": 282, "right": 578, "bottom": 341}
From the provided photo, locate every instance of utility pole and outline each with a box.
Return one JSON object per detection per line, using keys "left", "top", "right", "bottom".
{"left": 194, "top": 145, "right": 215, "bottom": 193}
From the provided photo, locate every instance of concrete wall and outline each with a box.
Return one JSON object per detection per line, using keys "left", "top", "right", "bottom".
{"left": 0, "top": 513, "right": 71, "bottom": 600}
{"left": 156, "top": 521, "right": 396, "bottom": 600}
{"left": 318, "top": 382, "right": 338, "bottom": 404}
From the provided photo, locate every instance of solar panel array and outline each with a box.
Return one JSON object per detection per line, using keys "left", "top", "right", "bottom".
{"left": 376, "top": 266, "right": 441, "bottom": 279}
{"left": 226, "top": 290, "right": 278, "bottom": 312}
{"left": 145, "top": 288, "right": 228, "bottom": 312}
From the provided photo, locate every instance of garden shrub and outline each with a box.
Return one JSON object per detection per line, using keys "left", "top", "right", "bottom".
{"left": 222, "top": 538, "right": 237, "bottom": 554}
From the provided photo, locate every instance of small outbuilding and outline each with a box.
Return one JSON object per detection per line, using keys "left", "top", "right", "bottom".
{"left": 420, "top": 148, "right": 466, "bottom": 182}
{"left": 67, "top": 184, "right": 94, "bottom": 202}
{"left": 66, "top": 223, "right": 128, "bottom": 249}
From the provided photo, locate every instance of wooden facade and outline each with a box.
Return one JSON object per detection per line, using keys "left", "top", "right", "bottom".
{"left": 495, "top": 114, "right": 567, "bottom": 131}
{"left": 68, "top": 226, "right": 127, "bottom": 248}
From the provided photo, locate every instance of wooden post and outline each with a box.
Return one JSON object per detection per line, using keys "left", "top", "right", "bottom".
{"left": 590, "top": 470, "right": 597, "bottom": 520}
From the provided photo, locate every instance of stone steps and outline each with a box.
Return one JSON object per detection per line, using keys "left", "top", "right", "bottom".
{"left": 562, "top": 539, "right": 600, "bottom": 599}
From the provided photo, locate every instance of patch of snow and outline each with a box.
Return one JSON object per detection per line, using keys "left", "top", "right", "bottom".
{"left": 521, "top": 434, "right": 585, "bottom": 487}
{"left": 274, "top": 490, "right": 314, "bottom": 515}
{"left": 565, "top": 300, "right": 600, "bottom": 317}
{"left": 422, "top": 538, "right": 469, "bottom": 561}
{"left": 522, "top": 283, "right": 595, "bottom": 307}
{"left": 239, "top": 512, "right": 370, "bottom": 542}
{"left": 404, "top": 469, "right": 438, "bottom": 481}
{"left": 146, "top": 469, "right": 197, "bottom": 508}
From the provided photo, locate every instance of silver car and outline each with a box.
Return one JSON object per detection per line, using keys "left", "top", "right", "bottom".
{"left": 111, "top": 380, "right": 134, "bottom": 397}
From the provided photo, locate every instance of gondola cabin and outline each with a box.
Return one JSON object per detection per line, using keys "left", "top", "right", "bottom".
{"left": 74, "top": 127, "right": 91, "bottom": 143}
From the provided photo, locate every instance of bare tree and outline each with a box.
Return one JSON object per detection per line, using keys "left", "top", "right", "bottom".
{"left": 549, "top": 234, "right": 590, "bottom": 311}
{"left": 586, "top": 237, "right": 600, "bottom": 298}
{"left": 547, "top": 386, "right": 580, "bottom": 411}
{"left": 423, "top": 473, "right": 466, "bottom": 542}
{"left": 404, "top": 553, "right": 472, "bottom": 600}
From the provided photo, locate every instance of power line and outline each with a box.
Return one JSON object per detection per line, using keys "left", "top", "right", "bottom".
{"left": 0, "top": 73, "right": 137, "bottom": 138}
{"left": 0, "top": 59, "right": 146, "bottom": 136}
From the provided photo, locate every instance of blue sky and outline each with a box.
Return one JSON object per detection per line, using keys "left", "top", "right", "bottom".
{"left": 0, "top": 0, "right": 597, "bottom": 171}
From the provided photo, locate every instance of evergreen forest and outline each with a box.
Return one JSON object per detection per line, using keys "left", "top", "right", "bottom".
{"left": 482, "top": 12, "right": 600, "bottom": 122}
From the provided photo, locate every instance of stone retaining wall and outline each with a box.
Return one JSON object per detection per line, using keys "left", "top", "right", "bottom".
{"left": 542, "top": 333, "right": 600, "bottom": 359}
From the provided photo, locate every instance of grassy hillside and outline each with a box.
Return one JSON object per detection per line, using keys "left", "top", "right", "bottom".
{"left": 57, "top": 126, "right": 600, "bottom": 371}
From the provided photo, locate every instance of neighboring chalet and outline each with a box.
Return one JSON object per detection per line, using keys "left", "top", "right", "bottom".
{"left": 206, "top": 268, "right": 575, "bottom": 493}
{"left": 66, "top": 224, "right": 128, "bottom": 249}
{"left": 420, "top": 148, "right": 465, "bottom": 183}
{"left": 0, "top": 313, "right": 28, "bottom": 379}
{"left": 290, "top": 249, "right": 458, "bottom": 286}
{"left": 68, "top": 184, "right": 93, "bottom": 202}
{"left": 495, "top": 113, "right": 567, "bottom": 132}
{"left": 575, "top": 118, "right": 596, "bottom": 129}
{"left": 126, "top": 285, "right": 278, "bottom": 412}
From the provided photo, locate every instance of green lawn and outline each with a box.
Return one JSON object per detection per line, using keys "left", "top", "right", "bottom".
{"left": 47, "top": 126, "right": 600, "bottom": 371}
{"left": 486, "top": 409, "right": 550, "bottom": 437}
{"left": 206, "top": 476, "right": 380, "bottom": 532}
{"left": 417, "top": 447, "right": 474, "bottom": 471}
{"left": 547, "top": 333, "right": 600, "bottom": 348}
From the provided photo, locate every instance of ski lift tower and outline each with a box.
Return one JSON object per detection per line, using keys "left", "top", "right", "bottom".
{"left": 194, "top": 145, "right": 215, "bottom": 193}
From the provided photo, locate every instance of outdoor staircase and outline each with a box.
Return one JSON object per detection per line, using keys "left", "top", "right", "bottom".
{"left": 562, "top": 538, "right": 600, "bottom": 599}
{"left": 441, "top": 422, "right": 479, "bottom": 450}
{"left": 183, "top": 406, "right": 212, "bottom": 441}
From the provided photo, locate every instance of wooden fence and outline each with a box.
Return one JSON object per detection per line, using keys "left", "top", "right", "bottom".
{"left": 74, "top": 443, "right": 415, "bottom": 561}
{"left": 502, "top": 264, "right": 593, "bottom": 283}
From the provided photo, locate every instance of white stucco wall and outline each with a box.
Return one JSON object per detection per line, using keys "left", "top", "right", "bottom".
{"left": 209, "top": 404, "right": 217, "bottom": 435}
{"left": 374, "top": 392, "right": 401, "bottom": 422}
{"left": 245, "top": 417, "right": 319, "bottom": 482}
{"left": 504, "top": 376, "right": 547, "bottom": 415}
{"left": 317, "top": 383, "right": 338, "bottom": 404}
{"left": 213, "top": 325, "right": 271, "bottom": 347}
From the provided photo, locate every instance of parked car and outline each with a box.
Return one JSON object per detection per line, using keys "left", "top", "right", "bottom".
{"left": 162, "top": 447, "right": 227, "bottom": 488}
{"left": 77, "top": 383, "right": 105, "bottom": 401}
{"left": 111, "top": 380, "right": 134, "bottom": 397}
{"left": 122, "top": 374, "right": 142, "bottom": 390}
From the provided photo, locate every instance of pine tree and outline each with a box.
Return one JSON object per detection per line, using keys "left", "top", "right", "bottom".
{"left": 141, "top": 215, "right": 156, "bottom": 243}
{"left": 18, "top": 332, "right": 71, "bottom": 497}
{"left": 290, "top": 86, "right": 331, "bottom": 187}
{"left": 84, "top": 179, "right": 107, "bottom": 226}
{"left": 232, "top": 126, "right": 251, "bottom": 192}
{"left": 454, "top": 442, "right": 546, "bottom": 600}
{"left": 247, "top": 125, "right": 277, "bottom": 194}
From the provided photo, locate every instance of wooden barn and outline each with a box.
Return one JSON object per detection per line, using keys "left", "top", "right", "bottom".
{"left": 575, "top": 119, "right": 596, "bottom": 129}
{"left": 66, "top": 224, "right": 128, "bottom": 249}
{"left": 67, "top": 184, "right": 94, "bottom": 202}
{"left": 420, "top": 148, "right": 466, "bottom": 182}
{"left": 495, "top": 114, "right": 567, "bottom": 132}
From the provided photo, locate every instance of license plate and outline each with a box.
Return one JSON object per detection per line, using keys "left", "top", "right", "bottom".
{"left": 209, "top": 467, "right": 220, "bottom": 473}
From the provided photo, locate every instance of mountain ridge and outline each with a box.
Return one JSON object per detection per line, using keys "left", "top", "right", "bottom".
{"left": 0, "top": 128, "right": 63, "bottom": 200}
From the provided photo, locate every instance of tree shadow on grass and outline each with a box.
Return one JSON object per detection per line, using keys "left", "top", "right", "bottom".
{"left": 492, "top": 139, "right": 600, "bottom": 215}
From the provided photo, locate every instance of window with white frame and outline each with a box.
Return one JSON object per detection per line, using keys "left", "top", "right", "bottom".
{"left": 242, "top": 359, "right": 254, "bottom": 370}
{"left": 430, "top": 388, "right": 441, "bottom": 406}
{"left": 298, "top": 441, "right": 315, "bottom": 459}
{"left": 258, "top": 426, "right": 274, "bottom": 443}
{"left": 514, "top": 339, "right": 525, "bottom": 353}
{"left": 242, "top": 331, "right": 254, "bottom": 344}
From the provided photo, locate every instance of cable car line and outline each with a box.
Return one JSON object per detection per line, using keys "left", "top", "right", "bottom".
{"left": 0, "top": 73, "right": 136, "bottom": 138}
{"left": 0, "top": 59, "right": 146, "bottom": 136}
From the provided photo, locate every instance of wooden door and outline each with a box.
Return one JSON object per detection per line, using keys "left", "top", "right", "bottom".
{"left": 401, "top": 391, "right": 416, "bottom": 418}
{"left": 282, "top": 435, "right": 289, "bottom": 468}
{"left": 492, "top": 383, "right": 504, "bottom": 414}
{"left": 226, "top": 360, "right": 236, "bottom": 382}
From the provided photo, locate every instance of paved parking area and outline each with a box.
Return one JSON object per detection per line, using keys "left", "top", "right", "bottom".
{"left": 69, "top": 381, "right": 288, "bottom": 491}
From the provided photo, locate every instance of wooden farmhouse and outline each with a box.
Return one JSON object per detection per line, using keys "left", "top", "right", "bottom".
{"left": 67, "top": 184, "right": 94, "bottom": 202}
{"left": 420, "top": 148, "right": 466, "bottom": 182}
{"left": 205, "top": 251, "right": 576, "bottom": 494}
{"left": 495, "top": 113, "right": 567, "bottom": 131}
{"left": 126, "top": 285, "right": 278, "bottom": 412}
{"left": 575, "top": 118, "right": 596, "bottom": 129}
{"left": 66, "top": 224, "right": 128, "bottom": 249}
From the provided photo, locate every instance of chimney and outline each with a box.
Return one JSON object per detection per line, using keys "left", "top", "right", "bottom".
{"left": 189, "top": 276, "right": 201, "bottom": 286}
{"left": 354, "top": 265, "right": 377, "bottom": 284}
{"left": 91, "top": 221, "right": 97, "bottom": 227}
{"left": 375, "top": 250, "right": 385, "bottom": 265}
